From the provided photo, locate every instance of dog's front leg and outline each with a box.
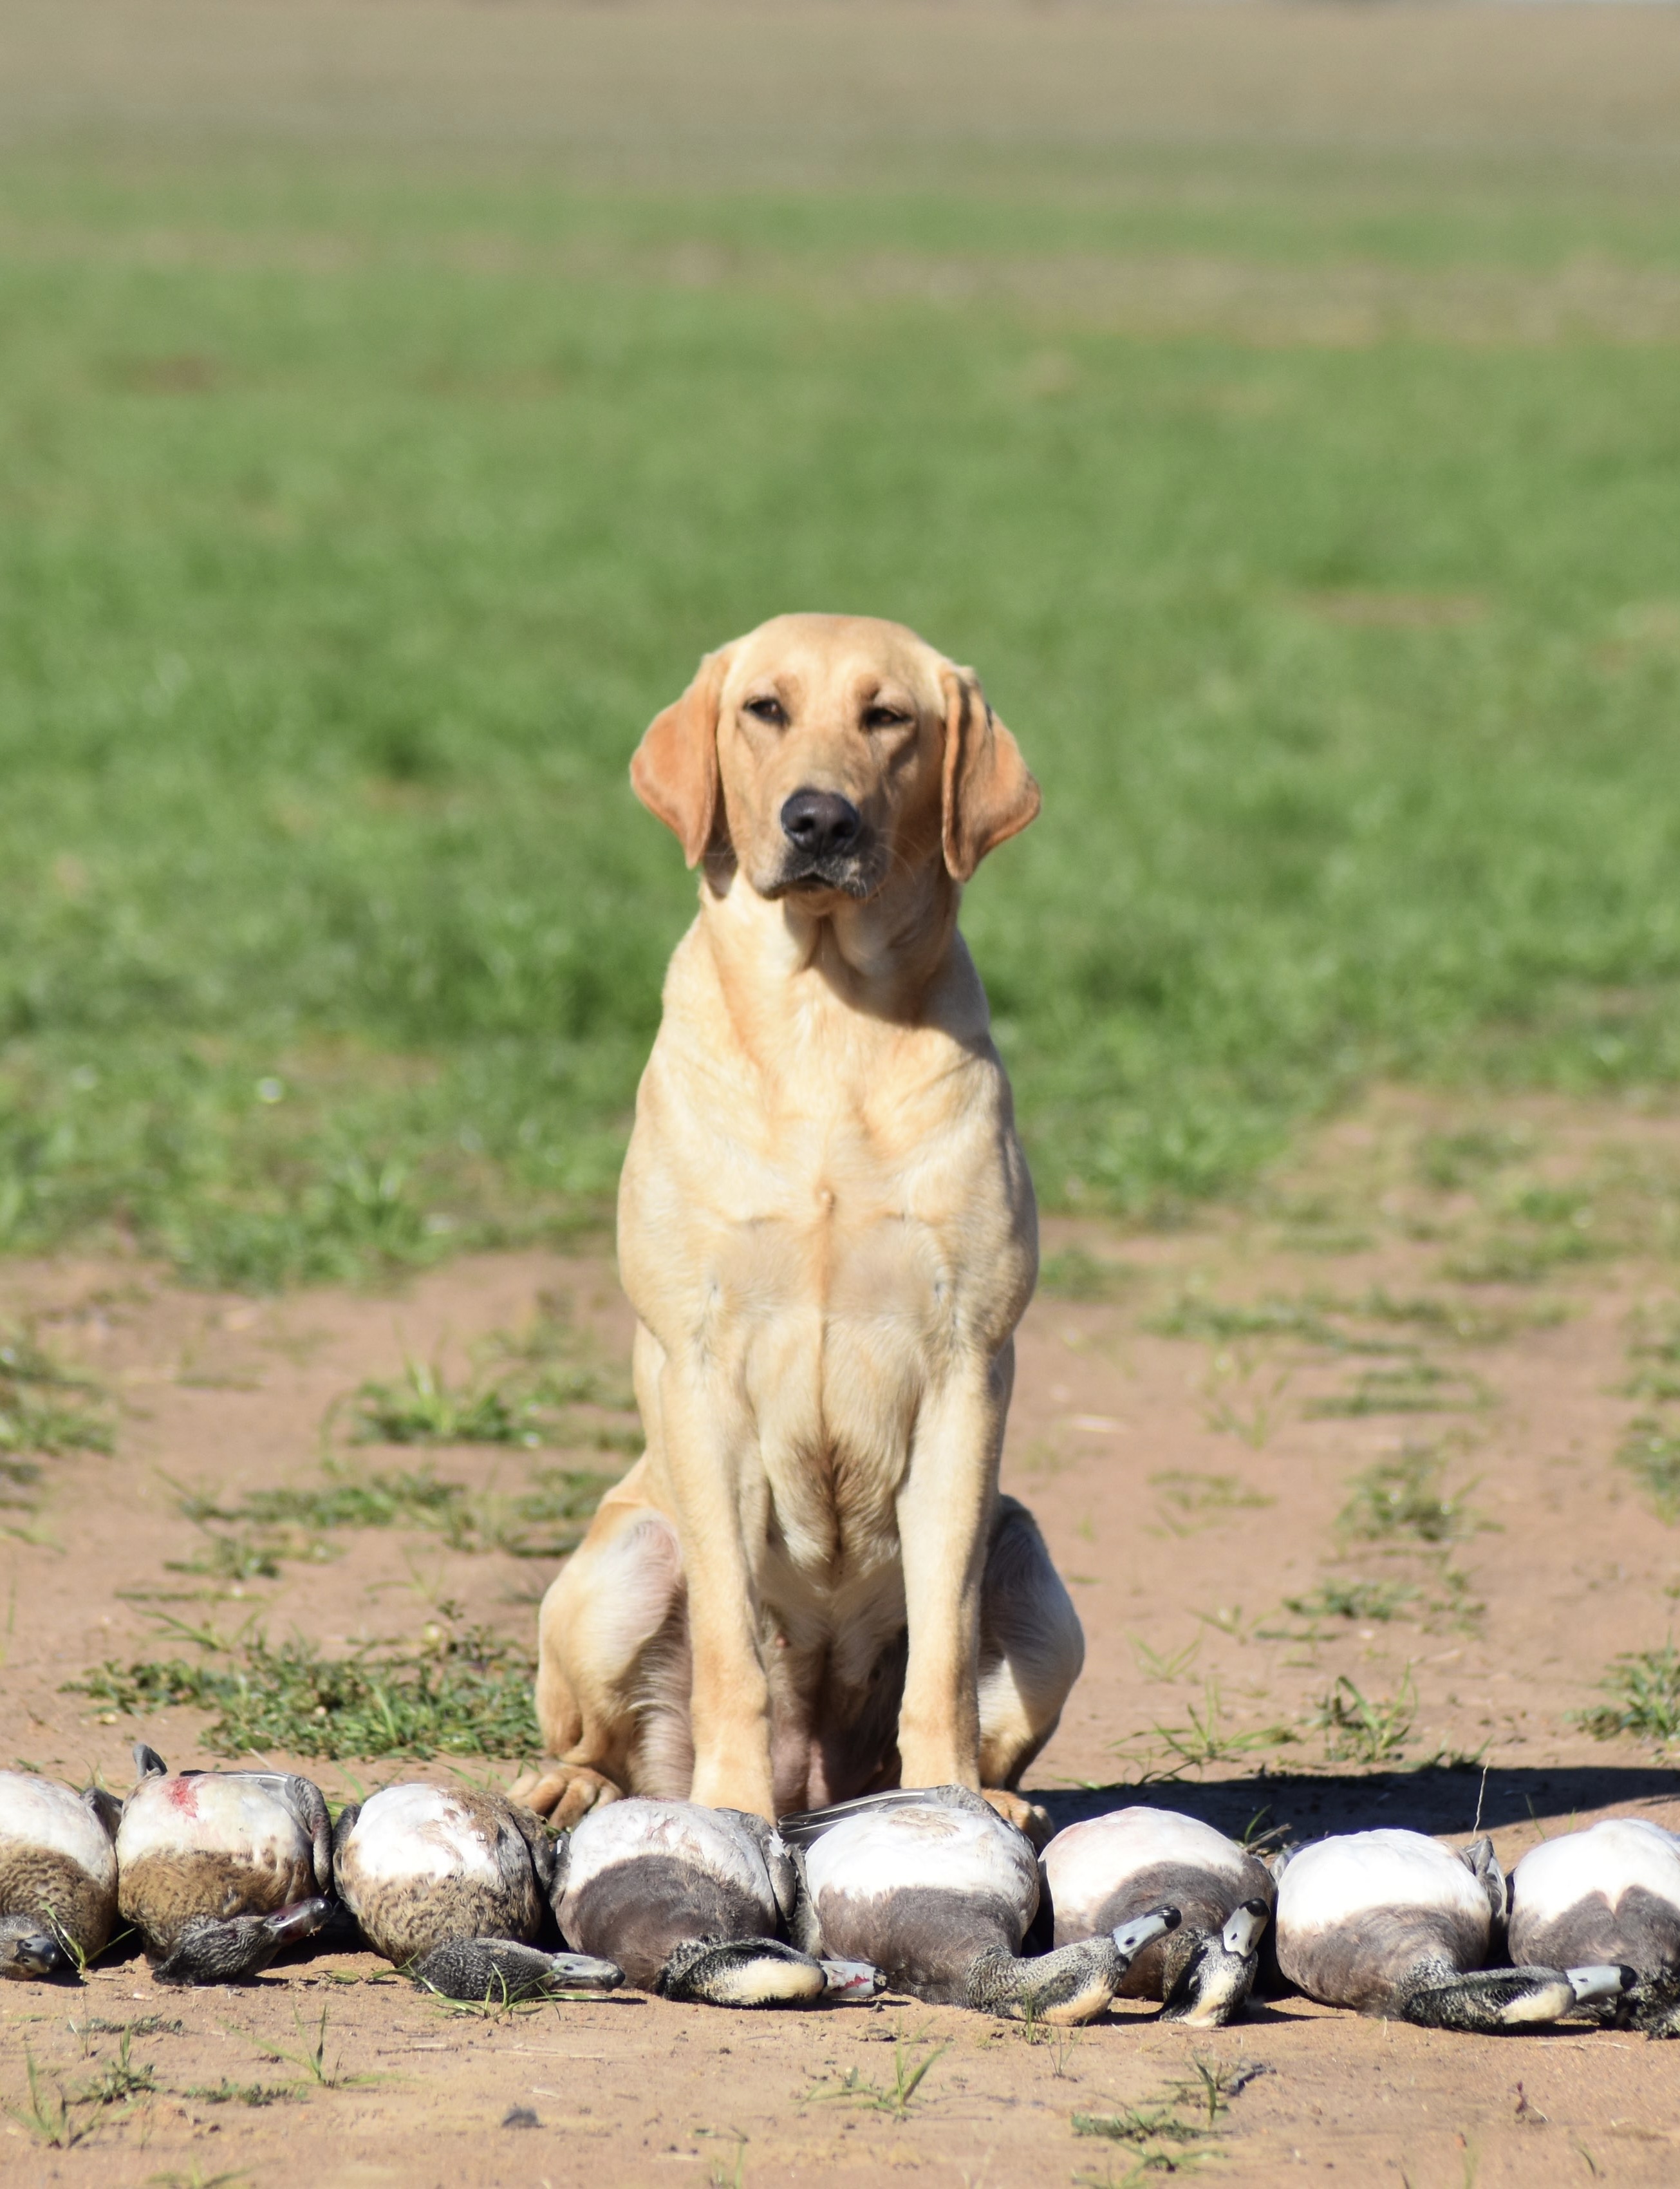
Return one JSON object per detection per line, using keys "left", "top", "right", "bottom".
{"left": 656, "top": 1366, "right": 778, "bottom": 1820}
{"left": 893, "top": 1351, "right": 1011, "bottom": 1790}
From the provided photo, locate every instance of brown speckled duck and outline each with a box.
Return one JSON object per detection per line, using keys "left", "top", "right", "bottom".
{"left": 116, "top": 1745, "right": 333, "bottom": 1985}
{"left": 0, "top": 1769, "right": 120, "bottom": 1978}
{"left": 333, "top": 1781, "right": 621, "bottom": 2001}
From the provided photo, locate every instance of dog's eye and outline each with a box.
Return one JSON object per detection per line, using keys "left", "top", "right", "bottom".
{"left": 863, "top": 705, "right": 910, "bottom": 731}
{"left": 743, "top": 696, "right": 787, "bottom": 726}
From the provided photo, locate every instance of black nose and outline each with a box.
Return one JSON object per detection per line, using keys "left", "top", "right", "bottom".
{"left": 780, "top": 789, "right": 861, "bottom": 859}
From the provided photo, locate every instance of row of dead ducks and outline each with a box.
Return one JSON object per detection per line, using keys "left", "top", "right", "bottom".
{"left": 3, "top": 1751, "right": 1679, "bottom": 2035}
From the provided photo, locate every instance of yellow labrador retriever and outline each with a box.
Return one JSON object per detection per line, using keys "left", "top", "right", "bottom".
{"left": 510, "top": 614, "right": 1083, "bottom": 1834}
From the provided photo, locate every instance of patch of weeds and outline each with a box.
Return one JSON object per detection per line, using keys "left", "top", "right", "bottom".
{"left": 1074, "top": 2101, "right": 1214, "bottom": 2147}
{"left": 1574, "top": 1644, "right": 1680, "bottom": 1748}
{"left": 1305, "top": 1361, "right": 1489, "bottom": 1418}
{"left": 1119, "top": 1678, "right": 1296, "bottom": 1778}
{"left": 1444, "top": 1184, "right": 1609, "bottom": 1285}
{"left": 1128, "top": 1633, "right": 1200, "bottom": 1682}
{"left": 808, "top": 2034, "right": 948, "bottom": 2117}
{"left": 183, "top": 2081, "right": 302, "bottom": 2107}
{"left": 174, "top": 1456, "right": 622, "bottom": 1572}
{"left": 260, "top": 2004, "right": 379, "bottom": 2090}
{"left": 0, "top": 1332, "right": 112, "bottom": 1521}
{"left": 1148, "top": 1293, "right": 1341, "bottom": 1347}
{"left": 1416, "top": 1126, "right": 1535, "bottom": 1192}
{"left": 1314, "top": 1669, "right": 1417, "bottom": 1764}
{"left": 1616, "top": 1420, "right": 1680, "bottom": 1521}
{"left": 77, "top": 2031, "right": 156, "bottom": 2106}
{"left": 5, "top": 2050, "right": 85, "bottom": 2148}
{"left": 1040, "top": 1246, "right": 1136, "bottom": 1302}
{"left": 345, "top": 1342, "right": 637, "bottom": 1455}
{"left": 70, "top": 2016, "right": 183, "bottom": 2043}
{"left": 1350, "top": 1289, "right": 1563, "bottom": 1346}
{"left": 350, "top": 1355, "right": 548, "bottom": 1446}
{"left": 1338, "top": 1446, "right": 1482, "bottom": 1545}
{"left": 1282, "top": 1579, "right": 1417, "bottom": 1625}
{"left": 1152, "top": 1470, "right": 1273, "bottom": 1529}
{"left": 66, "top": 1611, "right": 540, "bottom": 1760}
{"left": 1165, "top": 2056, "right": 1270, "bottom": 2125}
{"left": 1625, "top": 1300, "right": 1680, "bottom": 1401}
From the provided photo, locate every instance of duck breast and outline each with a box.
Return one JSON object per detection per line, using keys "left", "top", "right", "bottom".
{"left": 0, "top": 1771, "right": 119, "bottom": 1977}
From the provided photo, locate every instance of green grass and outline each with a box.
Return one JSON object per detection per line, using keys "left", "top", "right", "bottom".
{"left": 1576, "top": 1643, "right": 1680, "bottom": 1747}
{"left": 1338, "top": 1446, "right": 1482, "bottom": 1545}
{"left": 4, "top": 19, "right": 1680, "bottom": 1285}
{"left": 176, "top": 1453, "right": 621, "bottom": 1572}
{"left": 66, "top": 1616, "right": 541, "bottom": 1760}
{"left": 1616, "top": 1420, "right": 1680, "bottom": 1522}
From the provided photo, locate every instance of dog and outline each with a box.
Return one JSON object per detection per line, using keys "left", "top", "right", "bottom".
{"left": 509, "top": 614, "right": 1084, "bottom": 1837}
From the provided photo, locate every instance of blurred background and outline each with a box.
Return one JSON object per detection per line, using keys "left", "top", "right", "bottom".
{"left": 3, "top": 0, "right": 1678, "bottom": 1288}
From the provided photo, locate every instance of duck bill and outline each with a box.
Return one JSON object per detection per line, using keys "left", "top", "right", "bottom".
{"left": 1111, "top": 1904, "right": 1181, "bottom": 1971}
{"left": 549, "top": 1952, "right": 625, "bottom": 1991}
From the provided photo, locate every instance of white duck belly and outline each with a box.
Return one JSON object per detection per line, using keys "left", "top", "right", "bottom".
{"left": 559, "top": 1798, "right": 784, "bottom": 1991}
{"left": 118, "top": 1771, "right": 327, "bottom": 1950}
{"left": 0, "top": 1771, "right": 118, "bottom": 1958}
{"left": 1511, "top": 1818, "right": 1680, "bottom": 1975}
{"left": 1275, "top": 1830, "right": 1491, "bottom": 2013}
{"left": 803, "top": 1802, "right": 1038, "bottom": 2004}
{"left": 1042, "top": 1807, "right": 1273, "bottom": 1997}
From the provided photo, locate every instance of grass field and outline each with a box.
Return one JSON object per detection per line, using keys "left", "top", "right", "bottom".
{"left": 4, "top": 1, "right": 1680, "bottom": 1287}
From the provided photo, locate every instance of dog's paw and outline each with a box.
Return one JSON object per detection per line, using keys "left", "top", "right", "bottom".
{"left": 508, "top": 1760, "right": 622, "bottom": 1828}
{"left": 982, "top": 1787, "right": 1053, "bottom": 1850}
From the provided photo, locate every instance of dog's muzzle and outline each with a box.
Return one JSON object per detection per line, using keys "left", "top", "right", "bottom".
{"left": 770, "top": 787, "right": 879, "bottom": 898}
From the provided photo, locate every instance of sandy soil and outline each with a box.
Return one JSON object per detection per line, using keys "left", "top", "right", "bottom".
{"left": 3, "top": 1089, "right": 1680, "bottom": 2184}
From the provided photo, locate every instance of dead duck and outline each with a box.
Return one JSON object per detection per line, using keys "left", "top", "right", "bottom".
{"left": 783, "top": 1785, "right": 1180, "bottom": 2025}
{"left": 558, "top": 1796, "right": 873, "bottom": 2006}
{"left": 1274, "top": 1828, "right": 1631, "bottom": 2032}
{"left": 1041, "top": 1807, "right": 1273, "bottom": 2027}
{"left": 0, "top": 1769, "right": 121, "bottom": 1978}
{"left": 1509, "top": 1818, "right": 1680, "bottom": 2038}
{"left": 333, "top": 1781, "right": 621, "bottom": 2001}
{"left": 117, "top": 1745, "right": 333, "bottom": 1985}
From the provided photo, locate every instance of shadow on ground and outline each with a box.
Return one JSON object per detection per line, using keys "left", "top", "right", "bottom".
{"left": 1034, "top": 1764, "right": 1680, "bottom": 1843}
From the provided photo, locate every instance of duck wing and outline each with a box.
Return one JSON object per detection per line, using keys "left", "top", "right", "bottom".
{"left": 776, "top": 1785, "right": 994, "bottom": 1850}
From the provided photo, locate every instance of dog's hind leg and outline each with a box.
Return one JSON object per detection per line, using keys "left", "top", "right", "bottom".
{"left": 510, "top": 1461, "right": 694, "bottom": 1825}
{"left": 975, "top": 1497, "right": 1084, "bottom": 1848}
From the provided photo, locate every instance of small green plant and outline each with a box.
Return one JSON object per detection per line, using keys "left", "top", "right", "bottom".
{"left": 1314, "top": 1670, "right": 1417, "bottom": 1763}
{"left": 184, "top": 2080, "right": 301, "bottom": 2107}
{"left": 5, "top": 2050, "right": 84, "bottom": 2148}
{"left": 1072, "top": 2101, "right": 1213, "bottom": 2147}
{"left": 1121, "top": 1678, "right": 1296, "bottom": 1776}
{"left": 1574, "top": 1643, "right": 1680, "bottom": 1747}
{"left": 173, "top": 1456, "right": 622, "bottom": 1574}
{"left": 1617, "top": 1421, "right": 1680, "bottom": 1521}
{"left": 808, "top": 2035, "right": 948, "bottom": 2118}
{"left": 1305, "top": 1362, "right": 1488, "bottom": 1418}
{"left": 67, "top": 1612, "right": 541, "bottom": 1760}
{"left": 1151, "top": 1470, "right": 1273, "bottom": 1527}
{"left": 0, "top": 1331, "right": 112, "bottom": 1460}
{"left": 77, "top": 2030, "right": 156, "bottom": 2105}
{"left": 1128, "top": 1632, "right": 1200, "bottom": 1682}
{"left": 1339, "top": 1447, "right": 1480, "bottom": 1545}
{"left": 262, "top": 2004, "right": 378, "bottom": 2091}
{"left": 1282, "top": 1579, "right": 1417, "bottom": 1624}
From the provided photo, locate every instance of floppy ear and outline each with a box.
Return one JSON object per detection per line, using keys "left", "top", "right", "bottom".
{"left": 940, "top": 666, "right": 1040, "bottom": 883}
{"left": 631, "top": 648, "right": 732, "bottom": 867}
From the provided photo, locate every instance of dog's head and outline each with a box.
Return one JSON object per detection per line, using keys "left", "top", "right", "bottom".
{"left": 630, "top": 614, "right": 1039, "bottom": 904}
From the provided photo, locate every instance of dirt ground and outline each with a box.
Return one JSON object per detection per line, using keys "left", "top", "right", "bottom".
{"left": 3, "top": 1088, "right": 1680, "bottom": 2185}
